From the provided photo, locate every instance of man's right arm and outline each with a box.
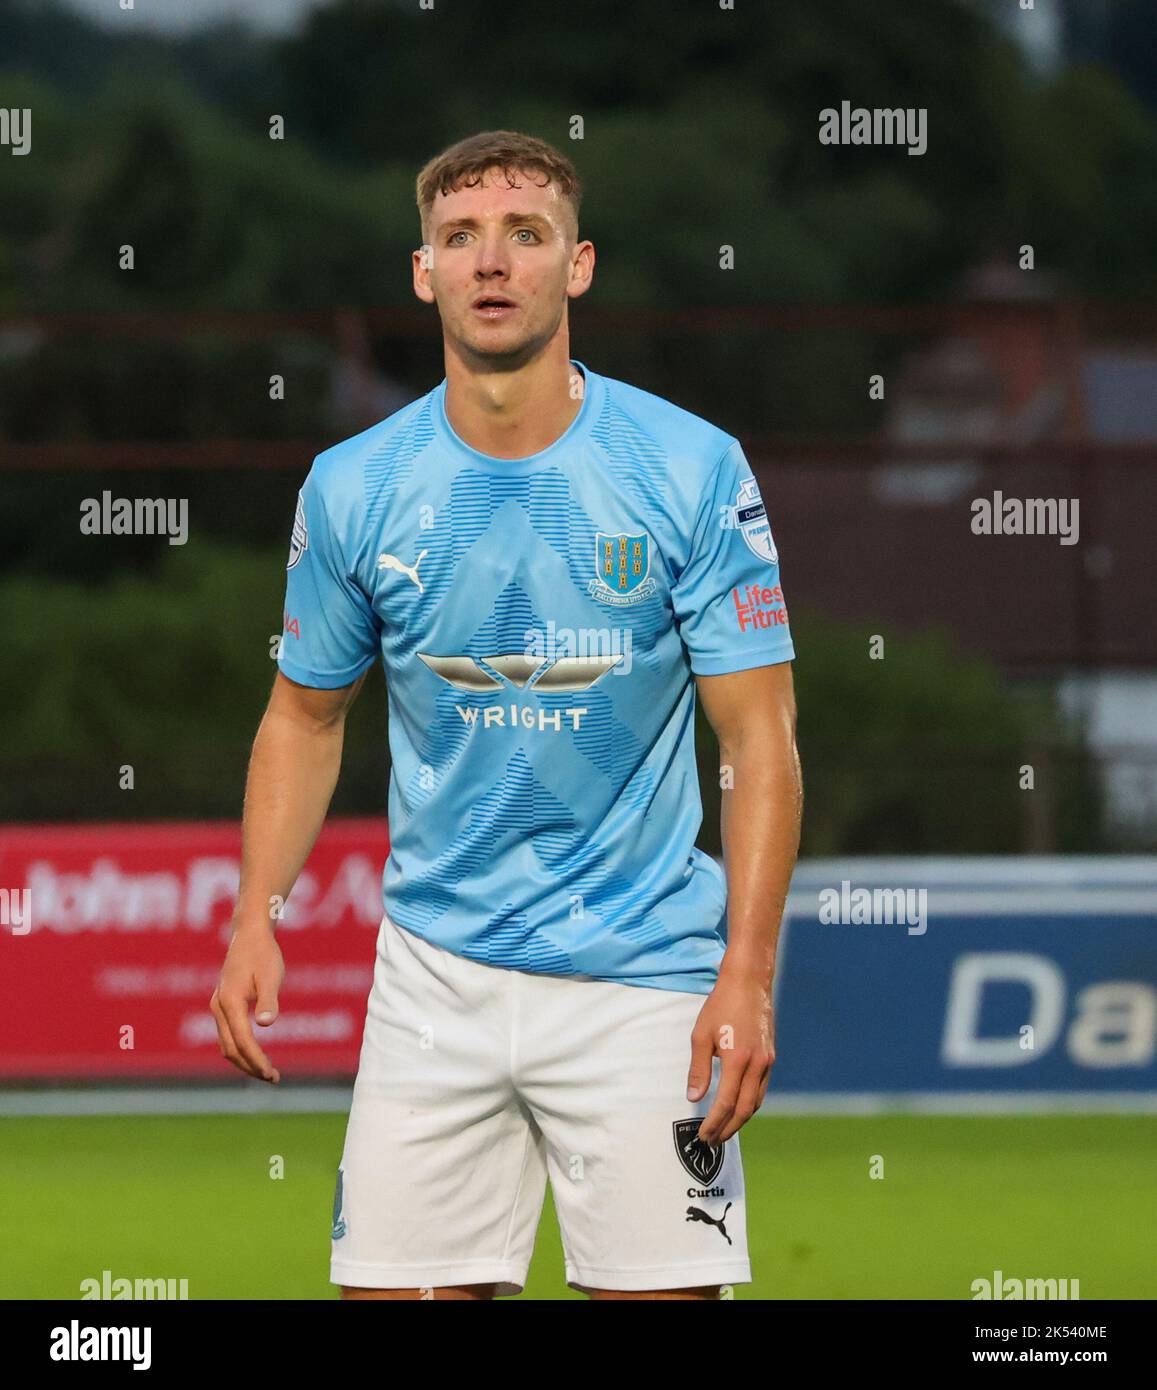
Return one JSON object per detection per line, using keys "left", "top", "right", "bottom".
{"left": 210, "top": 669, "right": 365, "bottom": 1083}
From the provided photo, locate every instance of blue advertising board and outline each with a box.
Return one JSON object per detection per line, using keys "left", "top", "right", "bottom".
{"left": 767, "top": 858, "right": 1157, "bottom": 1105}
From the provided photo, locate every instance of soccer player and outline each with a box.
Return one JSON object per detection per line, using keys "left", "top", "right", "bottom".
{"left": 211, "top": 130, "right": 802, "bottom": 1301}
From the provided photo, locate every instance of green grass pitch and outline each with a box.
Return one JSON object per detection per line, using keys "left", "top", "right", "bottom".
{"left": 1, "top": 1113, "right": 1153, "bottom": 1299}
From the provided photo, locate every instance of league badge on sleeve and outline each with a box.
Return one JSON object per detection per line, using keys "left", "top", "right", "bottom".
{"left": 732, "top": 478, "right": 778, "bottom": 564}
{"left": 287, "top": 490, "right": 308, "bottom": 570}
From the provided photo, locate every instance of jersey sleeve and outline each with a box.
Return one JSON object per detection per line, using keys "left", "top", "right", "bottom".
{"left": 671, "top": 439, "right": 795, "bottom": 675}
{"left": 276, "top": 464, "right": 381, "bottom": 689}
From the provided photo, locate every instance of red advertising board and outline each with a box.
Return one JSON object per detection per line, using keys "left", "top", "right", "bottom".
{"left": 0, "top": 819, "right": 389, "bottom": 1078}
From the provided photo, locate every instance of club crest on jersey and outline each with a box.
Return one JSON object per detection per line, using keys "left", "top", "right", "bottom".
{"left": 732, "top": 478, "right": 778, "bottom": 564}
{"left": 590, "top": 531, "right": 656, "bottom": 606}
{"left": 287, "top": 491, "right": 308, "bottom": 570}
{"left": 673, "top": 1118, "right": 725, "bottom": 1185}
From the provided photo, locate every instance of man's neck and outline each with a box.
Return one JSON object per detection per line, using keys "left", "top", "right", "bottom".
{"left": 443, "top": 345, "right": 583, "bottom": 459}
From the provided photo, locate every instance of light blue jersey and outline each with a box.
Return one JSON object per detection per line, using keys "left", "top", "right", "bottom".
{"left": 278, "top": 360, "right": 794, "bottom": 994}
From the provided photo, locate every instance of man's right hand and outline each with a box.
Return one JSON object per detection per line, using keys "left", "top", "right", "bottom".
{"left": 210, "top": 925, "right": 285, "bottom": 1084}
{"left": 209, "top": 671, "right": 363, "bottom": 1086}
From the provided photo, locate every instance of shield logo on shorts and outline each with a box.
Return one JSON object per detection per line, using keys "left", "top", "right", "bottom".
{"left": 673, "top": 1118, "right": 724, "bottom": 1184}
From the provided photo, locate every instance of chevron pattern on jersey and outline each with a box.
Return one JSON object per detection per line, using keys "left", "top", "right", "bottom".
{"left": 459, "top": 905, "right": 574, "bottom": 971}
{"left": 363, "top": 398, "right": 436, "bottom": 524}
{"left": 589, "top": 396, "right": 671, "bottom": 519}
{"left": 382, "top": 463, "right": 668, "bottom": 671}
{"left": 391, "top": 746, "right": 673, "bottom": 956}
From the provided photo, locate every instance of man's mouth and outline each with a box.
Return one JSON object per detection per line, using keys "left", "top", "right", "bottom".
{"left": 472, "top": 296, "right": 518, "bottom": 320}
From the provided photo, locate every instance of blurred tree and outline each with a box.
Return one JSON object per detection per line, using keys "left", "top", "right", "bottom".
{"left": 694, "top": 610, "right": 1107, "bottom": 855}
{"left": 1062, "top": 0, "right": 1157, "bottom": 114}
{"left": 0, "top": 538, "right": 390, "bottom": 822}
{"left": 3, "top": 0, "right": 1157, "bottom": 315}
{"left": 0, "top": 544, "right": 1106, "bottom": 850}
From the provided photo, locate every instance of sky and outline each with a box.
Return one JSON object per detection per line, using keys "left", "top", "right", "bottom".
{"left": 988, "top": 0, "right": 1065, "bottom": 74}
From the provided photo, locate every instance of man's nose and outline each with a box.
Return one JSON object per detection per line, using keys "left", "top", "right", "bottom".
{"left": 474, "top": 234, "right": 511, "bottom": 276}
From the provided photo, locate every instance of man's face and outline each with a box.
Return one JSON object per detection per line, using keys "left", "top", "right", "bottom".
{"left": 413, "top": 166, "right": 593, "bottom": 366}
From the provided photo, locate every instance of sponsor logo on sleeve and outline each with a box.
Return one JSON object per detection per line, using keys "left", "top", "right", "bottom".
{"left": 731, "top": 583, "right": 789, "bottom": 634}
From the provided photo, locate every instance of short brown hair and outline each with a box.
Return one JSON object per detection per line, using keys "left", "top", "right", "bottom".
{"left": 416, "top": 130, "right": 582, "bottom": 243}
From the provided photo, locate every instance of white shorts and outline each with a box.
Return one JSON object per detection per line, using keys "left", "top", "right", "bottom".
{"left": 330, "top": 911, "right": 751, "bottom": 1295}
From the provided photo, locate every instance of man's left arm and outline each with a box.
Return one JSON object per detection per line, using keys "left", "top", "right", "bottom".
{"left": 689, "top": 660, "right": 802, "bottom": 1144}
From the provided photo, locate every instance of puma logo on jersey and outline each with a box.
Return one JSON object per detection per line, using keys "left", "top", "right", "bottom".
{"left": 377, "top": 550, "right": 427, "bottom": 592}
{"left": 686, "top": 1201, "right": 733, "bottom": 1245}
